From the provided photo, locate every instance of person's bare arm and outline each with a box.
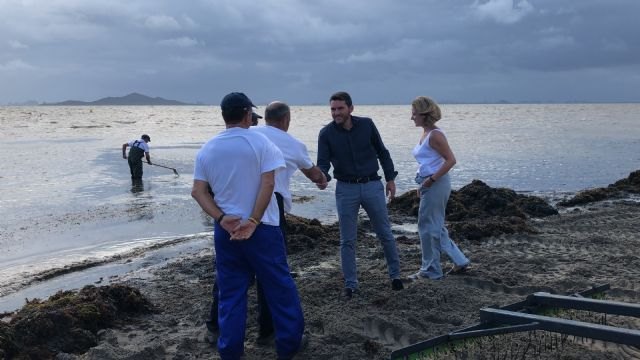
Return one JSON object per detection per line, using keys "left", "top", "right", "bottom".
{"left": 230, "top": 170, "right": 275, "bottom": 240}
{"left": 191, "top": 180, "right": 240, "bottom": 232}
{"left": 145, "top": 152, "right": 151, "bottom": 165}
{"left": 122, "top": 143, "right": 128, "bottom": 159}
{"left": 300, "top": 165, "right": 328, "bottom": 189}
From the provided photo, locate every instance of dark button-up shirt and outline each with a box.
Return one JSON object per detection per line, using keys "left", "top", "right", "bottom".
{"left": 317, "top": 115, "right": 398, "bottom": 182}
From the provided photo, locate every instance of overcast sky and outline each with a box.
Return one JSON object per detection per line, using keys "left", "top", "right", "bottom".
{"left": 1, "top": 0, "right": 639, "bottom": 105}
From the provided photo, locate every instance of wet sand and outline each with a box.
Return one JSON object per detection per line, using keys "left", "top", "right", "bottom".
{"left": 2, "top": 177, "right": 640, "bottom": 359}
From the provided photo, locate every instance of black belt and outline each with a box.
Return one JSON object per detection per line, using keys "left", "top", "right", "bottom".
{"left": 337, "top": 175, "right": 381, "bottom": 184}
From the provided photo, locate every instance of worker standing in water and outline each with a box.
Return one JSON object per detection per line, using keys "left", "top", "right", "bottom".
{"left": 122, "top": 134, "right": 152, "bottom": 184}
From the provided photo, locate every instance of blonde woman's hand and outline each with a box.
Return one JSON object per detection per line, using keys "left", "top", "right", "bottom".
{"left": 421, "top": 176, "right": 435, "bottom": 188}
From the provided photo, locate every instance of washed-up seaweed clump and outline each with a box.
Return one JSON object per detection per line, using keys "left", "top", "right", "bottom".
{"left": 0, "top": 322, "right": 18, "bottom": 359}
{"left": 388, "top": 180, "right": 558, "bottom": 241}
{"left": 285, "top": 214, "right": 341, "bottom": 255}
{"left": 0, "top": 284, "right": 153, "bottom": 359}
{"left": 557, "top": 170, "right": 640, "bottom": 207}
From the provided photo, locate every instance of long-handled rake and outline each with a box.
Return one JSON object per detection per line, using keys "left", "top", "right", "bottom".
{"left": 147, "top": 163, "right": 179, "bottom": 176}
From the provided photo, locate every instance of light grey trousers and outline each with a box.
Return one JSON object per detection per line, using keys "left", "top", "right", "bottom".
{"left": 415, "top": 173, "right": 469, "bottom": 279}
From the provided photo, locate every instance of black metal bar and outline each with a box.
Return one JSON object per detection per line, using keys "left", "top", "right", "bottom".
{"left": 569, "top": 283, "right": 610, "bottom": 297}
{"left": 448, "top": 322, "right": 540, "bottom": 340}
{"left": 449, "top": 323, "right": 487, "bottom": 334}
{"left": 389, "top": 322, "right": 542, "bottom": 359}
{"left": 389, "top": 334, "right": 450, "bottom": 360}
{"left": 528, "top": 292, "right": 640, "bottom": 317}
{"left": 480, "top": 308, "right": 640, "bottom": 346}
{"left": 500, "top": 284, "right": 610, "bottom": 312}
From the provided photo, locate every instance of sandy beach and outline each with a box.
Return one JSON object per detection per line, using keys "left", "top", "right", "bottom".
{"left": 2, "top": 172, "right": 640, "bottom": 359}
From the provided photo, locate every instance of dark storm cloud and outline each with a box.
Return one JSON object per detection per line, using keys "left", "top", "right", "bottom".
{"left": 1, "top": 0, "right": 639, "bottom": 104}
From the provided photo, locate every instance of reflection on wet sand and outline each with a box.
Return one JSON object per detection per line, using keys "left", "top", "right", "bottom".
{"left": 128, "top": 180, "right": 154, "bottom": 221}
{"left": 131, "top": 179, "right": 144, "bottom": 193}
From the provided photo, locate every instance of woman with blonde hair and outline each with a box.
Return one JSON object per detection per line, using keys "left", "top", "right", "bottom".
{"left": 408, "top": 96, "right": 469, "bottom": 280}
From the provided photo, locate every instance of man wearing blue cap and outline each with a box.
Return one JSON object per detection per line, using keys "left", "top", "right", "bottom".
{"left": 191, "top": 92, "right": 306, "bottom": 360}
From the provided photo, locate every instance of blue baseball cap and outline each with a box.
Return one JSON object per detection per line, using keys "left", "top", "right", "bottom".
{"left": 220, "top": 92, "right": 256, "bottom": 111}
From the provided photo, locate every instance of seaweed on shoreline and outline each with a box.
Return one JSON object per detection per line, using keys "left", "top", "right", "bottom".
{"left": 285, "top": 214, "right": 341, "bottom": 255}
{"left": 0, "top": 284, "right": 153, "bottom": 359}
{"left": 557, "top": 170, "right": 640, "bottom": 207}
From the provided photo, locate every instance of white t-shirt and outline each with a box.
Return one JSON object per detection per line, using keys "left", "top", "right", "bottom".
{"left": 412, "top": 129, "right": 446, "bottom": 177}
{"left": 251, "top": 125, "right": 314, "bottom": 212}
{"left": 128, "top": 139, "right": 150, "bottom": 153}
{"left": 193, "top": 127, "right": 285, "bottom": 226}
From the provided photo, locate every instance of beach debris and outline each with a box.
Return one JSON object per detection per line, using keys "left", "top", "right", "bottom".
{"left": 0, "top": 284, "right": 154, "bottom": 359}
{"left": 388, "top": 180, "right": 558, "bottom": 240}
{"left": 292, "top": 195, "right": 315, "bottom": 203}
{"left": 558, "top": 169, "right": 640, "bottom": 207}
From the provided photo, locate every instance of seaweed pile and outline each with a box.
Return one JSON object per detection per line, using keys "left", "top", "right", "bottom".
{"left": 388, "top": 180, "right": 558, "bottom": 240}
{"left": 558, "top": 170, "right": 640, "bottom": 207}
{"left": 285, "top": 215, "right": 340, "bottom": 255}
{"left": 0, "top": 284, "right": 153, "bottom": 359}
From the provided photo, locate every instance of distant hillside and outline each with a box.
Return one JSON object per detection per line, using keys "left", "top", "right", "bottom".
{"left": 43, "top": 93, "right": 193, "bottom": 106}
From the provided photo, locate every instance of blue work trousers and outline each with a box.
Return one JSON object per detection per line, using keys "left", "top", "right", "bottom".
{"left": 214, "top": 222, "right": 304, "bottom": 360}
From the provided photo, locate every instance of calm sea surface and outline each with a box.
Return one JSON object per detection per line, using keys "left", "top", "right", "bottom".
{"left": 1, "top": 104, "right": 639, "bottom": 311}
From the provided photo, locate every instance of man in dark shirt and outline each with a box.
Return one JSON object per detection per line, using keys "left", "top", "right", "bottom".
{"left": 317, "top": 91, "right": 404, "bottom": 299}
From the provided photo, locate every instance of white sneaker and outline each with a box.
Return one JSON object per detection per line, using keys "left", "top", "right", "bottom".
{"left": 407, "top": 272, "right": 428, "bottom": 281}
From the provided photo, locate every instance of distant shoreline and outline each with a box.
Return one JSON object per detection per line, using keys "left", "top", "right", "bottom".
{"left": 3, "top": 91, "right": 640, "bottom": 106}
{"left": 4, "top": 101, "right": 640, "bottom": 107}
{"left": 39, "top": 92, "right": 197, "bottom": 106}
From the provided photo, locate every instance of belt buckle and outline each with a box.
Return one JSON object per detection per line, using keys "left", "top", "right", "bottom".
{"left": 356, "top": 177, "right": 367, "bottom": 183}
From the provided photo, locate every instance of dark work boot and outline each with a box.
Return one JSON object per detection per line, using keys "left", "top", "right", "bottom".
{"left": 391, "top": 278, "right": 404, "bottom": 290}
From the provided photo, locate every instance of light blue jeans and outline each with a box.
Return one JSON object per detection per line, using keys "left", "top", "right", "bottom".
{"left": 416, "top": 173, "right": 469, "bottom": 279}
{"left": 335, "top": 180, "right": 401, "bottom": 290}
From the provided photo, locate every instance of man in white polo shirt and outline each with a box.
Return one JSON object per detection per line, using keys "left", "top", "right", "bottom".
{"left": 253, "top": 101, "right": 328, "bottom": 233}
{"left": 250, "top": 101, "right": 327, "bottom": 342}
{"left": 191, "top": 92, "right": 305, "bottom": 360}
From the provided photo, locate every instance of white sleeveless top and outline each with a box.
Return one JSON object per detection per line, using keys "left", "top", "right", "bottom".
{"left": 412, "top": 129, "right": 445, "bottom": 177}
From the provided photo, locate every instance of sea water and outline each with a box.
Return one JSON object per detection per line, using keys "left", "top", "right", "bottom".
{"left": 1, "top": 104, "right": 639, "bottom": 311}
